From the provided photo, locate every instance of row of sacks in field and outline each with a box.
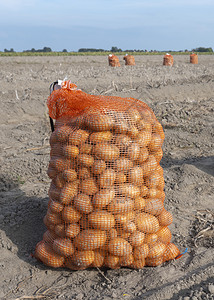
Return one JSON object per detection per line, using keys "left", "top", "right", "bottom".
{"left": 109, "top": 53, "right": 199, "bottom": 67}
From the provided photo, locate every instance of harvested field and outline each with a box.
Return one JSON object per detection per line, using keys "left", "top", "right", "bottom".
{"left": 0, "top": 54, "right": 214, "bottom": 300}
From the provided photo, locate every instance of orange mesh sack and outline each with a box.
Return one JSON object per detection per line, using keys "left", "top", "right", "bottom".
{"left": 163, "top": 53, "right": 173, "bottom": 66}
{"left": 34, "top": 80, "right": 180, "bottom": 270}
{"left": 190, "top": 53, "right": 198, "bottom": 64}
{"left": 108, "top": 54, "right": 120, "bottom": 67}
{"left": 123, "top": 54, "right": 135, "bottom": 66}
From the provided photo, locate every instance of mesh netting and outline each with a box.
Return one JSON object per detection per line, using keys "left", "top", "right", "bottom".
{"left": 163, "top": 54, "right": 173, "bottom": 66}
{"left": 123, "top": 55, "right": 135, "bottom": 66}
{"left": 190, "top": 53, "right": 198, "bottom": 64}
{"left": 108, "top": 54, "right": 120, "bottom": 67}
{"left": 34, "top": 80, "right": 180, "bottom": 270}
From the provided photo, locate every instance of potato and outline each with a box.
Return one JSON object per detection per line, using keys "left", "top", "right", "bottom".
{"left": 89, "top": 131, "right": 113, "bottom": 143}
{"left": 55, "top": 125, "right": 71, "bottom": 143}
{"left": 152, "top": 121, "right": 165, "bottom": 140}
{"left": 115, "top": 134, "right": 132, "bottom": 150}
{"left": 127, "top": 142, "right": 141, "bottom": 161}
{"left": 62, "top": 169, "right": 77, "bottom": 182}
{"left": 140, "top": 155, "right": 158, "bottom": 176}
{"left": 137, "top": 131, "right": 152, "bottom": 147}
{"left": 68, "top": 129, "right": 89, "bottom": 146}
{"left": 157, "top": 176, "right": 165, "bottom": 190}
{"left": 128, "top": 231, "right": 145, "bottom": 247}
{"left": 129, "top": 166, "right": 144, "bottom": 186}
{"left": 35, "top": 241, "right": 64, "bottom": 268}
{"left": 147, "top": 241, "right": 166, "bottom": 259}
{"left": 98, "top": 169, "right": 116, "bottom": 188}
{"left": 137, "top": 119, "right": 152, "bottom": 132}
{"left": 88, "top": 210, "right": 115, "bottom": 230}
{"left": 74, "top": 193, "right": 93, "bottom": 214}
{"left": 117, "top": 184, "right": 140, "bottom": 199}
{"left": 55, "top": 223, "right": 66, "bottom": 237}
{"left": 163, "top": 243, "right": 180, "bottom": 262}
{"left": 72, "top": 250, "right": 95, "bottom": 269}
{"left": 156, "top": 226, "right": 172, "bottom": 244}
{"left": 140, "top": 108, "right": 155, "bottom": 123}
{"left": 43, "top": 215, "right": 55, "bottom": 231}
{"left": 144, "top": 198, "right": 164, "bottom": 216}
{"left": 122, "top": 221, "right": 136, "bottom": 233}
{"left": 147, "top": 188, "right": 165, "bottom": 200}
{"left": 46, "top": 210, "right": 62, "bottom": 225}
{"left": 63, "top": 145, "right": 79, "bottom": 158}
{"left": 127, "top": 125, "right": 139, "bottom": 138}
{"left": 130, "top": 258, "right": 145, "bottom": 269}
{"left": 148, "top": 133, "right": 163, "bottom": 152}
{"left": 91, "top": 159, "right": 106, "bottom": 175}
{"left": 153, "top": 148, "right": 163, "bottom": 163}
{"left": 49, "top": 200, "right": 64, "bottom": 214}
{"left": 64, "top": 258, "right": 85, "bottom": 271}
{"left": 79, "top": 143, "right": 92, "bottom": 155}
{"left": 105, "top": 255, "right": 120, "bottom": 269}
{"left": 92, "top": 188, "right": 115, "bottom": 209}
{"left": 145, "top": 173, "right": 161, "bottom": 189}
{"left": 157, "top": 209, "right": 173, "bottom": 226}
{"left": 114, "top": 158, "right": 133, "bottom": 172}
{"left": 54, "top": 173, "right": 65, "bottom": 189}
{"left": 60, "top": 181, "right": 79, "bottom": 205}
{"left": 113, "top": 118, "right": 129, "bottom": 134}
{"left": 116, "top": 230, "right": 131, "bottom": 240}
{"left": 78, "top": 167, "right": 91, "bottom": 180}
{"left": 134, "top": 196, "right": 146, "bottom": 211}
{"left": 66, "top": 223, "right": 80, "bottom": 238}
{"left": 114, "top": 211, "right": 135, "bottom": 225}
{"left": 119, "top": 254, "right": 134, "bottom": 267}
{"left": 115, "top": 172, "right": 127, "bottom": 184}
{"left": 62, "top": 205, "right": 82, "bottom": 223}
{"left": 137, "top": 148, "right": 149, "bottom": 165}
{"left": 108, "top": 197, "right": 134, "bottom": 214}
{"left": 91, "top": 250, "right": 105, "bottom": 267}
{"left": 108, "top": 238, "right": 132, "bottom": 257}
{"left": 53, "top": 238, "right": 75, "bottom": 256}
{"left": 144, "top": 233, "right": 158, "bottom": 246}
{"left": 93, "top": 144, "right": 120, "bottom": 161}
{"left": 85, "top": 112, "right": 114, "bottom": 132}
{"left": 133, "top": 244, "right": 149, "bottom": 260}
{"left": 77, "top": 154, "right": 94, "bottom": 168}
{"left": 145, "top": 256, "right": 163, "bottom": 267}
{"left": 128, "top": 108, "right": 141, "bottom": 123}
{"left": 135, "top": 213, "right": 160, "bottom": 233}
{"left": 47, "top": 166, "right": 57, "bottom": 180}
{"left": 74, "top": 229, "right": 107, "bottom": 250}
{"left": 79, "top": 178, "right": 98, "bottom": 195}
{"left": 155, "top": 164, "right": 164, "bottom": 175}
{"left": 53, "top": 158, "right": 71, "bottom": 173}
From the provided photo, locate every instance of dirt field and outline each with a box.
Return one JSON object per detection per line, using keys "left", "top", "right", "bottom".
{"left": 0, "top": 55, "right": 213, "bottom": 300}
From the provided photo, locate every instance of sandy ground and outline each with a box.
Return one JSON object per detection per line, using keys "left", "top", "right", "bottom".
{"left": 0, "top": 55, "right": 213, "bottom": 300}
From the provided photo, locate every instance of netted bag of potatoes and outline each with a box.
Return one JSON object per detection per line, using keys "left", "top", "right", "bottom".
{"left": 123, "top": 54, "right": 135, "bottom": 66}
{"left": 34, "top": 80, "right": 180, "bottom": 270}
{"left": 108, "top": 54, "right": 120, "bottom": 67}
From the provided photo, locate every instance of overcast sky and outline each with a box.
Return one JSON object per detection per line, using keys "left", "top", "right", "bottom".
{"left": 0, "top": 0, "right": 213, "bottom": 52}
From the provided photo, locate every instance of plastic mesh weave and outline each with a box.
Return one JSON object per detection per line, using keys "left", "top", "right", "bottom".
{"left": 34, "top": 81, "right": 180, "bottom": 270}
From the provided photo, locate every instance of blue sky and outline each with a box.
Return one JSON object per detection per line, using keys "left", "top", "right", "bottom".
{"left": 0, "top": 0, "right": 213, "bottom": 52}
